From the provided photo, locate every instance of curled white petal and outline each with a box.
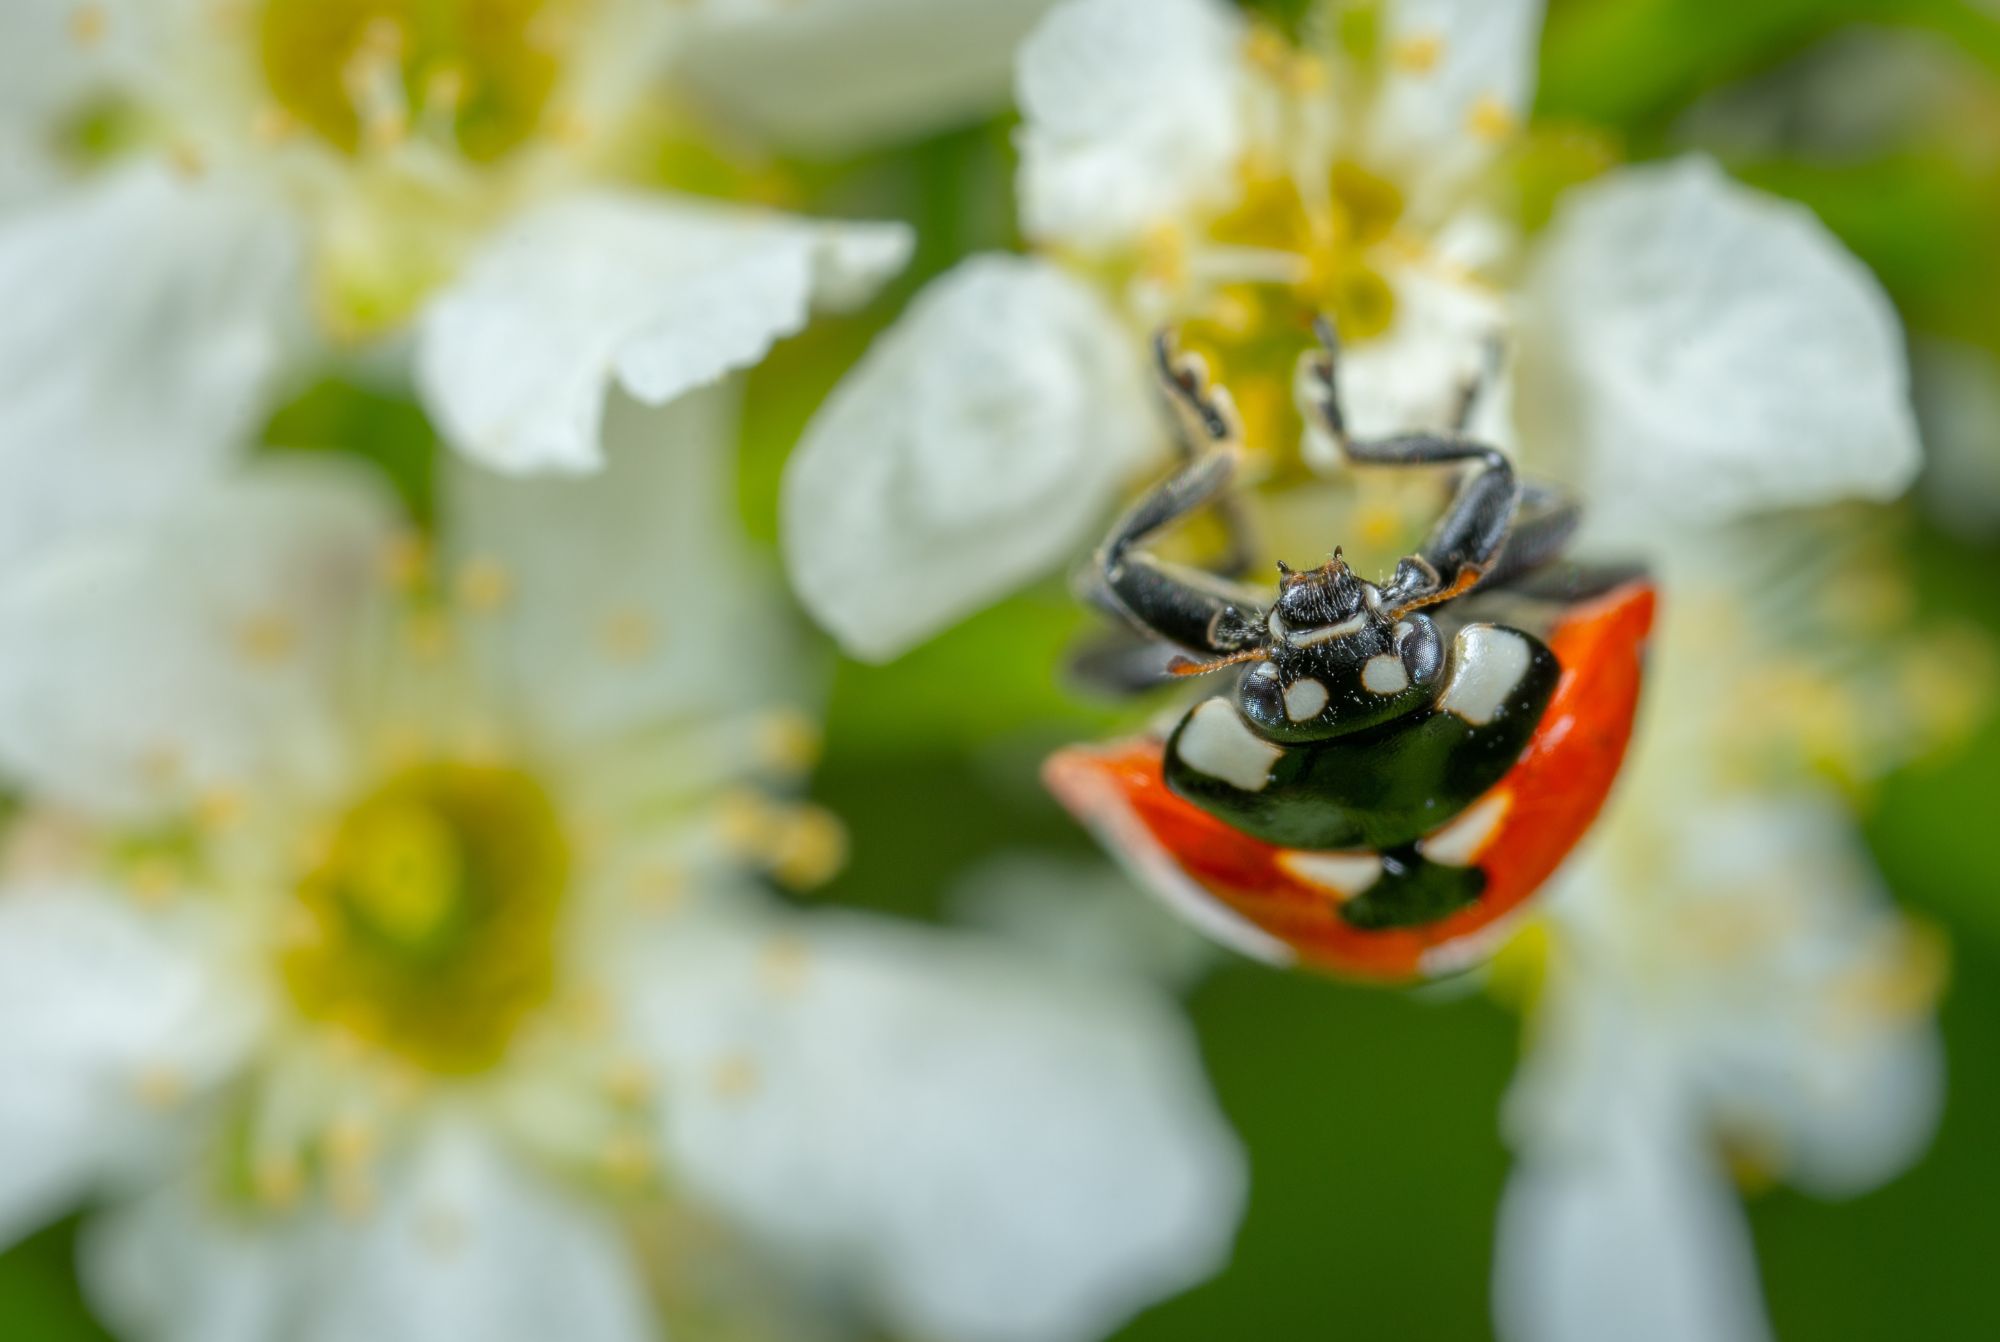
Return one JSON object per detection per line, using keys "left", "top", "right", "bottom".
{"left": 419, "top": 194, "right": 912, "bottom": 473}
{"left": 1516, "top": 155, "right": 1921, "bottom": 535}
{"left": 781, "top": 255, "right": 1158, "bottom": 661}
{"left": 1016, "top": 0, "right": 1248, "bottom": 250}
{"left": 624, "top": 910, "right": 1245, "bottom": 1342}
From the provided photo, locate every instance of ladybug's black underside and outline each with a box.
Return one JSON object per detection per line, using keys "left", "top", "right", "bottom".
{"left": 1164, "top": 638, "right": 1560, "bottom": 851}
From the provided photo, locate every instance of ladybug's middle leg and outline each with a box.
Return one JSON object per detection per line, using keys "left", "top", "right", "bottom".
{"left": 1305, "top": 318, "right": 1527, "bottom": 616}
{"left": 1483, "top": 482, "right": 1581, "bottom": 590}
{"left": 1092, "top": 448, "right": 1268, "bottom": 658}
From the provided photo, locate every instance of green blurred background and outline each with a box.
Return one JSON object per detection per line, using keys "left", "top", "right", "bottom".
{"left": 9, "top": 0, "right": 2000, "bottom": 1336}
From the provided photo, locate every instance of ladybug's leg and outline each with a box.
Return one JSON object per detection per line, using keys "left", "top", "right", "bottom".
{"left": 1154, "top": 331, "right": 1256, "bottom": 580}
{"left": 1484, "top": 482, "right": 1581, "bottom": 590}
{"left": 1095, "top": 448, "right": 1267, "bottom": 656}
{"left": 1074, "top": 335, "right": 1272, "bottom": 660}
{"left": 1306, "top": 318, "right": 1520, "bottom": 615}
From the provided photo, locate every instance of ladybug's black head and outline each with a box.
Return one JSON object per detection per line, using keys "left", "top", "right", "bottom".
{"left": 1269, "top": 551, "right": 1378, "bottom": 641}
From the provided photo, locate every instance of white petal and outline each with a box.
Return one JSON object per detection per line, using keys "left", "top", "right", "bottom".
{"left": 678, "top": 0, "right": 1063, "bottom": 153}
{"left": 1517, "top": 156, "right": 1921, "bottom": 534}
{"left": 1538, "top": 787, "right": 1943, "bottom": 1200}
{"left": 1668, "top": 799, "right": 1945, "bottom": 1198}
{"left": 85, "top": 1130, "right": 653, "bottom": 1342}
{"left": 0, "top": 0, "right": 158, "bottom": 132}
{"left": 446, "top": 385, "right": 801, "bottom": 756}
{"left": 419, "top": 193, "right": 912, "bottom": 473}
{"left": 0, "top": 161, "right": 304, "bottom": 569}
{"left": 781, "top": 255, "right": 1158, "bottom": 660}
{"left": 0, "top": 461, "right": 395, "bottom": 822}
{"left": 1015, "top": 0, "right": 1248, "bottom": 250}
{"left": 624, "top": 911, "right": 1244, "bottom": 1342}
{"left": 309, "top": 1128, "right": 653, "bottom": 1342}
{"left": 1494, "top": 1115, "right": 1772, "bottom": 1342}
{"left": 1368, "top": 0, "right": 1543, "bottom": 212}
{"left": 1309, "top": 257, "right": 1510, "bottom": 458}
{"left": 83, "top": 1177, "right": 320, "bottom": 1342}
{"left": 0, "top": 885, "right": 250, "bottom": 1250}
{"left": 947, "top": 852, "right": 1220, "bottom": 989}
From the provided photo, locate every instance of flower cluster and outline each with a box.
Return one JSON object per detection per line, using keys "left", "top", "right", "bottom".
{"left": 0, "top": 0, "right": 1978, "bottom": 1340}
{"left": 0, "top": 3, "right": 1252, "bottom": 1341}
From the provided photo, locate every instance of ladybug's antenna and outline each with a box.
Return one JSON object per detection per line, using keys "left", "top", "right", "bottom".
{"left": 1166, "top": 647, "right": 1269, "bottom": 678}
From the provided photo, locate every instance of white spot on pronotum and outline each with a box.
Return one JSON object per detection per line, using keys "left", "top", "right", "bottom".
{"left": 1438, "top": 626, "right": 1531, "bottom": 725}
{"left": 1362, "top": 652, "right": 1409, "bottom": 696}
{"left": 1418, "top": 790, "right": 1512, "bottom": 867}
{"left": 1283, "top": 677, "right": 1329, "bottom": 721}
{"left": 1176, "top": 698, "right": 1284, "bottom": 792}
{"left": 1278, "top": 850, "right": 1384, "bottom": 900}
{"left": 1285, "top": 613, "right": 1368, "bottom": 647}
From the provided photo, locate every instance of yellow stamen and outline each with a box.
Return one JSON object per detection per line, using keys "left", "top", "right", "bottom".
{"left": 132, "top": 1066, "right": 187, "bottom": 1109}
{"left": 764, "top": 808, "right": 844, "bottom": 892}
{"left": 758, "top": 935, "right": 812, "bottom": 997}
{"left": 710, "top": 1054, "right": 759, "bottom": 1100}
{"left": 196, "top": 788, "right": 245, "bottom": 832}
{"left": 599, "top": 609, "right": 656, "bottom": 663}
{"left": 69, "top": 4, "right": 108, "bottom": 47}
{"left": 454, "top": 556, "right": 513, "bottom": 613}
{"left": 236, "top": 612, "right": 298, "bottom": 665}
{"left": 755, "top": 710, "right": 822, "bottom": 775}
{"left": 1392, "top": 32, "right": 1444, "bottom": 75}
{"left": 379, "top": 533, "right": 431, "bottom": 590}
{"left": 253, "top": 1153, "right": 306, "bottom": 1208}
{"left": 1467, "top": 94, "right": 1518, "bottom": 143}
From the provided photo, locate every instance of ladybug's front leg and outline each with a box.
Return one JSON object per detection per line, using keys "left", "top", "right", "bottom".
{"left": 1094, "top": 450, "right": 1267, "bottom": 657}
{"left": 1087, "top": 341, "right": 1271, "bottom": 659}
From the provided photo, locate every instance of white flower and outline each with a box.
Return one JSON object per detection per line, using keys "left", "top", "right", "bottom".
{"left": 1479, "top": 508, "right": 1957, "bottom": 1342}
{"left": 0, "top": 388, "right": 1245, "bottom": 1342}
{"left": 0, "top": 0, "right": 1012, "bottom": 571}
{"left": 782, "top": 0, "right": 1920, "bottom": 660}
{"left": 1494, "top": 792, "right": 1944, "bottom": 1342}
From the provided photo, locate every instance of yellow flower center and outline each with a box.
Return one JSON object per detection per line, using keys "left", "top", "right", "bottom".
{"left": 256, "top": 0, "right": 589, "bottom": 163}
{"left": 1177, "top": 157, "right": 1408, "bottom": 473}
{"left": 282, "top": 762, "right": 569, "bottom": 1074}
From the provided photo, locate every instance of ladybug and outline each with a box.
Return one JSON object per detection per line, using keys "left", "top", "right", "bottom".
{"left": 1045, "top": 321, "right": 1656, "bottom": 983}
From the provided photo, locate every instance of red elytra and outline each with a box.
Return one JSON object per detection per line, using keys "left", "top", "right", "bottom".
{"left": 1045, "top": 579, "right": 1657, "bottom": 982}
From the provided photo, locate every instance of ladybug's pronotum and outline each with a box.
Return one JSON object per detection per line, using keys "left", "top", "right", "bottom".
{"left": 1047, "top": 321, "right": 1656, "bottom": 983}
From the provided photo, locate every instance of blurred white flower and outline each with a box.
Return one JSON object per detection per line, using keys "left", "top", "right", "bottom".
{"left": 0, "top": 389, "right": 1244, "bottom": 1342}
{"left": 781, "top": 0, "right": 1919, "bottom": 660}
{"left": 1483, "top": 510, "right": 1962, "bottom": 1342}
{"left": 1495, "top": 791, "right": 1944, "bottom": 1342}
{"left": 0, "top": 0, "right": 1067, "bottom": 568}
